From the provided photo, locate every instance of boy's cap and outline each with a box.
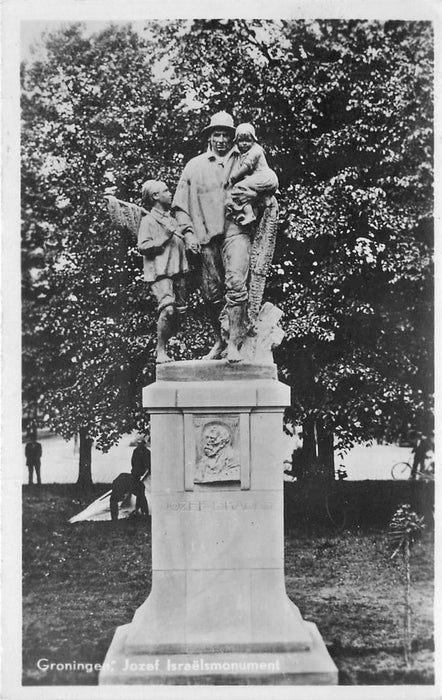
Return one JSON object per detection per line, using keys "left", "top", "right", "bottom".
{"left": 235, "top": 123, "right": 257, "bottom": 141}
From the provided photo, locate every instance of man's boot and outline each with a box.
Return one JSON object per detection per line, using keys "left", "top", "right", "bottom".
{"left": 202, "top": 299, "right": 226, "bottom": 360}
{"left": 226, "top": 302, "right": 247, "bottom": 363}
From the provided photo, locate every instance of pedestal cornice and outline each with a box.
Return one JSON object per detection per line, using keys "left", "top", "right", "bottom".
{"left": 144, "top": 360, "right": 290, "bottom": 410}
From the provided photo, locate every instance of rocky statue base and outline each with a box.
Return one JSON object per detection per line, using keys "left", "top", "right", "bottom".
{"left": 99, "top": 360, "right": 337, "bottom": 685}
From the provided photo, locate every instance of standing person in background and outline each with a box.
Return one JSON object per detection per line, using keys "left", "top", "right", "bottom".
{"left": 130, "top": 438, "right": 150, "bottom": 515}
{"left": 424, "top": 430, "right": 435, "bottom": 473}
{"left": 410, "top": 432, "right": 426, "bottom": 480}
{"left": 109, "top": 439, "right": 150, "bottom": 521}
{"left": 410, "top": 431, "right": 435, "bottom": 480}
{"left": 25, "top": 436, "right": 42, "bottom": 485}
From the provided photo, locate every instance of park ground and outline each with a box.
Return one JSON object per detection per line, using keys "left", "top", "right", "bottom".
{"left": 22, "top": 484, "right": 435, "bottom": 686}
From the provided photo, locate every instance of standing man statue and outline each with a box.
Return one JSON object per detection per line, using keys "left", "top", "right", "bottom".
{"left": 172, "top": 111, "right": 254, "bottom": 363}
{"left": 106, "top": 113, "right": 281, "bottom": 365}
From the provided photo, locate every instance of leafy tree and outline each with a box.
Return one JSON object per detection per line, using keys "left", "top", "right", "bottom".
{"left": 22, "top": 20, "right": 433, "bottom": 487}
{"left": 150, "top": 19, "right": 433, "bottom": 477}
{"left": 21, "top": 23, "right": 182, "bottom": 489}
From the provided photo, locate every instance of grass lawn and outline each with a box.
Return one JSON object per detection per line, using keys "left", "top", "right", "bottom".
{"left": 22, "top": 484, "right": 434, "bottom": 686}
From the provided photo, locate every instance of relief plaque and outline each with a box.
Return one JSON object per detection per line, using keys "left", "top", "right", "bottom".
{"left": 194, "top": 415, "right": 240, "bottom": 484}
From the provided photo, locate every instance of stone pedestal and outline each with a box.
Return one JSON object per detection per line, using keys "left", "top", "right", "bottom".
{"left": 99, "top": 361, "right": 337, "bottom": 685}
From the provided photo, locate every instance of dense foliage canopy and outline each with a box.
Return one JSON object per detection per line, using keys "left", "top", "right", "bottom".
{"left": 21, "top": 19, "right": 433, "bottom": 482}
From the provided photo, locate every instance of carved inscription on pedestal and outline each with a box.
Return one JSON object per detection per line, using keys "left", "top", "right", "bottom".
{"left": 193, "top": 415, "right": 240, "bottom": 484}
{"left": 164, "top": 500, "right": 276, "bottom": 511}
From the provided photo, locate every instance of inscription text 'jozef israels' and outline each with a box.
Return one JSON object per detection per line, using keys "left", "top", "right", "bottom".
{"left": 164, "top": 500, "right": 276, "bottom": 511}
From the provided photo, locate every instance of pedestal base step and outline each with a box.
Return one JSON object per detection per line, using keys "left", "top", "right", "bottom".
{"left": 99, "top": 621, "right": 338, "bottom": 685}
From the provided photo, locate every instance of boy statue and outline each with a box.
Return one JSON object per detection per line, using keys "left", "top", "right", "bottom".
{"left": 105, "top": 180, "right": 190, "bottom": 363}
{"left": 137, "top": 180, "right": 189, "bottom": 363}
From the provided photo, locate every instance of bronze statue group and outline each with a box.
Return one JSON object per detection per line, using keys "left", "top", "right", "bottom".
{"left": 107, "top": 111, "right": 279, "bottom": 364}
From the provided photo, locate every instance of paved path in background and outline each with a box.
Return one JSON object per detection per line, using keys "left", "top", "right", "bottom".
{"left": 22, "top": 432, "right": 138, "bottom": 485}
{"left": 336, "top": 443, "right": 412, "bottom": 480}
{"left": 22, "top": 432, "right": 412, "bottom": 484}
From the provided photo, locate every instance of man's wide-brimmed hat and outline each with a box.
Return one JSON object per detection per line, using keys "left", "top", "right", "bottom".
{"left": 201, "top": 111, "right": 235, "bottom": 136}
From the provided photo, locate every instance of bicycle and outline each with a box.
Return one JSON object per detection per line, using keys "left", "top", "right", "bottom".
{"left": 391, "top": 460, "right": 413, "bottom": 480}
{"left": 391, "top": 453, "right": 435, "bottom": 481}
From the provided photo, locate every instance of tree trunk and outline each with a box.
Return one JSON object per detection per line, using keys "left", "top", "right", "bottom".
{"left": 317, "top": 419, "right": 335, "bottom": 482}
{"left": 77, "top": 427, "right": 93, "bottom": 493}
{"left": 301, "top": 417, "right": 335, "bottom": 482}
{"left": 404, "top": 541, "right": 411, "bottom": 667}
{"left": 300, "top": 416, "right": 317, "bottom": 481}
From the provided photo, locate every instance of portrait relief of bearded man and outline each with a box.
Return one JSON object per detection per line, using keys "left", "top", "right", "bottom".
{"left": 194, "top": 422, "right": 240, "bottom": 483}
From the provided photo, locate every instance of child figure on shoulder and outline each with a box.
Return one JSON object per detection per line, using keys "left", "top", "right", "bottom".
{"left": 225, "top": 122, "right": 279, "bottom": 226}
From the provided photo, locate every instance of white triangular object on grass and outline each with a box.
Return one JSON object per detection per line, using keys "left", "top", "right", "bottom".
{"left": 69, "top": 475, "right": 151, "bottom": 523}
